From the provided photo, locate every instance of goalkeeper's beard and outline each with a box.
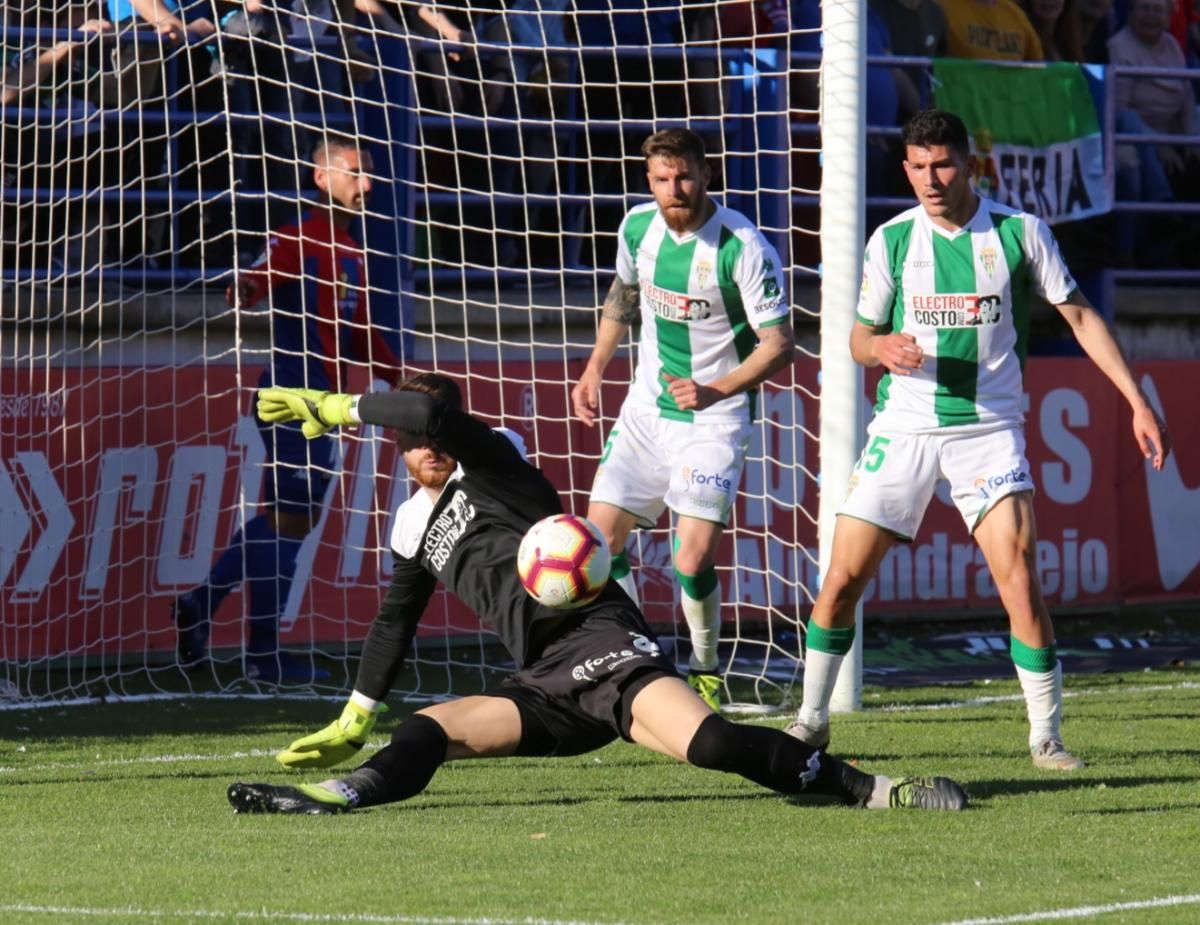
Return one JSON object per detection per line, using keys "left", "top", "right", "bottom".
{"left": 405, "top": 452, "right": 455, "bottom": 491}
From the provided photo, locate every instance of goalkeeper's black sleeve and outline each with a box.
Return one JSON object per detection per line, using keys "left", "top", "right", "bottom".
{"left": 356, "top": 391, "right": 527, "bottom": 473}
{"left": 352, "top": 556, "right": 435, "bottom": 701}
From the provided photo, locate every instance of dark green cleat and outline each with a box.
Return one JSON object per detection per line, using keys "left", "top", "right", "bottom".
{"left": 888, "top": 776, "right": 969, "bottom": 811}
{"left": 228, "top": 782, "right": 349, "bottom": 815}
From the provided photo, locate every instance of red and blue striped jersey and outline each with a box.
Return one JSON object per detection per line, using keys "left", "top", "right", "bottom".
{"left": 242, "top": 210, "right": 398, "bottom": 392}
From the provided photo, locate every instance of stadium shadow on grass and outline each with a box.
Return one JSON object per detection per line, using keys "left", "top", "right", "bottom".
{"left": 965, "top": 774, "right": 1195, "bottom": 799}
{"left": 1069, "top": 802, "right": 1200, "bottom": 815}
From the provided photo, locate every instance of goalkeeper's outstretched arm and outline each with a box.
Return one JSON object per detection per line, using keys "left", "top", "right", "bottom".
{"left": 258, "top": 387, "right": 527, "bottom": 471}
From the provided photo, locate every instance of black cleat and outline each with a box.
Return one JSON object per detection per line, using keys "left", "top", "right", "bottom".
{"left": 888, "top": 776, "right": 969, "bottom": 811}
{"left": 173, "top": 597, "right": 210, "bottom": 669}
{"left": 227, "top": 781, "right": 349, "bottom": 815}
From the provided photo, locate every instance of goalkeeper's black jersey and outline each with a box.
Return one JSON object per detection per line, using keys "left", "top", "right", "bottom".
{"left": 358, "top": 391, "right": 629, "bottom": 669}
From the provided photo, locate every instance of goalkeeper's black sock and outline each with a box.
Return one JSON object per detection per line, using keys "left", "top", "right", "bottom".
{"left": 685, "top": 714, "right": 874, "bottom": 806}
{"left": 342, "top": 714, "right": 448, "bottom": 807}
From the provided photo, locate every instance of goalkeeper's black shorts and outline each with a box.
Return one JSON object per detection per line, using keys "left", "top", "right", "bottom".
{"left": 486, "top": 603, "right": 680, "bottom": 758}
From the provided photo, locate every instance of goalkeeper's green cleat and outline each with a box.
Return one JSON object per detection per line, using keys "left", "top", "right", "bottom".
{"left": 228, "top": 781, "right": 349, "bottom": 815}
{"left": 276, "top": 700, "right": 384, "bottom": 770}
{"left": 888, "top": 776, "right": 969, "bottom": 811}
{"left": 687, "top": 671, "right": 723, "bottom": 712}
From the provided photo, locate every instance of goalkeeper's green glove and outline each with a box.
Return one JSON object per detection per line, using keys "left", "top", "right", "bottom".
{"left": 256, "top": 387, "right": 358, "bottom": 440}
{"left": 275, "top": 700, "right": 386, "bottom": 770}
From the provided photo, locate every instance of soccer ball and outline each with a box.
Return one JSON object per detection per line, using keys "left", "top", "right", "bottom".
{"left": 517, "top": 514, "right": 612, "bottom": 609}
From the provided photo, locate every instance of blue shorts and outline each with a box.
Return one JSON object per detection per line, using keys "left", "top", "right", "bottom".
{"left": 256, "top": 407, "right": 336, "bottom": 517}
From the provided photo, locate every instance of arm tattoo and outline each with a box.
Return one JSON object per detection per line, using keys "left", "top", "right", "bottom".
{"left": 601, "top": 277, "right": 640, "bottom": 324}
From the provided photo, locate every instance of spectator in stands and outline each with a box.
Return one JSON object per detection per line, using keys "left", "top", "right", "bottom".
{"left": 103, "top": 0, "right": 216, "bottom": 266}
{"left": 479, "top": 0, "right": 573, "bottom": 263}
{"left": 871, "top": 0, "right": 948, "bottom": 123}
{"left": 1077, "top": 0, "right": 1116, "bottom": 61}
{"left": 1190, "top": 0, "right": 1200, "bottom": 60}
{"left": 1, "top": 8, "right": 111, "bottom": 106}
{"left": 1021, "top": 0, "right": 1086, "bottom": 58}
{"left": 2, "top": 4, "right": 115, "bottom": 275}
{"left": 1110, "top": 0, "right": 1200, "bottom": 199}
{"left": 173, "top": 137, "right": 400, "bottom": 684}
{"left": 938, "top": 0, "right": 1045, "bottom": 60}
{"left": 791, "top": 0, "right": 898, "bottom": 194}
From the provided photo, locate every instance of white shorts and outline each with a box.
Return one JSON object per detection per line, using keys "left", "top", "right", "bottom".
{"left": 839, "top": 425, "right": 1035, "bottom": 539}
{"left": 590, "top": 400, "right": 751, "bottom": 528}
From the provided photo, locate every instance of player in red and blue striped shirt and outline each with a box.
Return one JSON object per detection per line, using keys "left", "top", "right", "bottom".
{"left": 174, "top": 138, "right": 399, "bottom": 683}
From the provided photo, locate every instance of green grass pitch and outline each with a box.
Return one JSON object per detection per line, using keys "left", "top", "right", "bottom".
{"left": 2, "top": 668, "right": 1198, "bottom": 925}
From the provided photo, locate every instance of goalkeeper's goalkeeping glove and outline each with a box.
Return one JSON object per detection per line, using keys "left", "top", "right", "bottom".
{"left": 276, "top": 700, "right": 387, "bottom": 770}
{"left": 256, "top": 387, "right": 358, "bottom": 439}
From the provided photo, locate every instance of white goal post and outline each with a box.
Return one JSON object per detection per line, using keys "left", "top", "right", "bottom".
{"left": 0, "top": 0, "right": 864, "bottom": 711}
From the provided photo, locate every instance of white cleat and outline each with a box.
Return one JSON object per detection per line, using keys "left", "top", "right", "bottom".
{"left": 1031, "top": 739, "right": 1086, "bottom": 771}
{"left": 783, "top": 717, "right": 830, "bottom": 750}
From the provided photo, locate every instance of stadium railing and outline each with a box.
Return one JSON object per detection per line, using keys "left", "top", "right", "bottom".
{"left": 3, "top": 28, "right": 1198, "bottom": 304}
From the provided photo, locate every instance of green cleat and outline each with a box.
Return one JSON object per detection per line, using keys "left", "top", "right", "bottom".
{"left": 888, "top": 776, "right": 969, "bottom": 811}
{"left": 276, "top": 701, "right": 384, "bottom": 770}
{"left": 228, "top": 782, "right": 350, "bottom": 815}
{"left": 687, "top": 671, "right": 723, "bottom": 712}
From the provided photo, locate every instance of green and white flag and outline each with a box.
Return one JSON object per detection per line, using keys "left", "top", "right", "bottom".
{"left": 933, "top": 60, "right": 1110, "bottom": 224}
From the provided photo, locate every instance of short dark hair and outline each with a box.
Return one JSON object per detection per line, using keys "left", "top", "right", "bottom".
{"left": 641, "top": 128, "right": 708, "bottom": 166}
{"left": 311, "top": 134, "right": 363, "bottom": 167}
{"left": 398, "top": 371, "right": 463, "bottom": 411}
{"left": 902, "top": 110, "right": 971, "bottom": 159}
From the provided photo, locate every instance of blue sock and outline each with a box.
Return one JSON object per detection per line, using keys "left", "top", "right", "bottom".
{"left": 183, "top": 526, "right": 250, "bottom": 619}
{"left": 243, "top": 518, "right": 304, "bottom": 656}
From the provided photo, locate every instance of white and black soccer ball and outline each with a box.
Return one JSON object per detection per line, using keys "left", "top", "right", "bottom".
{"left": 517, "top": 514, "right": 611, "bottom": 609}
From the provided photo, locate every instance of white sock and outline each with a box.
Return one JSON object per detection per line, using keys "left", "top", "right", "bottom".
{"left": 350, "top": 690, "right": 381, "bottom": 712}
{"left": 681, "top": 583, "right": 721, "bottom": 672}
{"left": 1015, "top": 660, "right": 1063, "bottom": 749}
{"left": 865, "top": 775, "right": 893, "bottom": 810}
{"left": 320, "top": 779, "right": 360, "bottom": 806}
{"left": 797, "top": 649, "right": 844, "bottom": 730}
{"left": 615, "top": 570, "right": 640, "bottom": 608}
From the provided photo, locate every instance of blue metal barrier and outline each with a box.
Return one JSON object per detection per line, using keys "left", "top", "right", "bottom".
{"left": 4, "top": 28, "right": 1199, "bottom": 294}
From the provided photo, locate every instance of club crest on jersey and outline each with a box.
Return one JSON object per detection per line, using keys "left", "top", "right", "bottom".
{"left": 695, "top": 259, "right": 712, "bottom": 288}
{"left": 640, "top": 281, "right": 711, "bottom": 322}
{"left": 910, "top": 294, "right": 1002, "bottom": 327}
{"left": 979, "top": 247, "right": 998, "bottom": 278}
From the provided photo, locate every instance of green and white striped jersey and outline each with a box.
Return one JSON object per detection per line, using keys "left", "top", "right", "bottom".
{"left": 858, "top": 198, "right": 1077, "bottom": 434}
{"left": 616, "top": 201, "right": 789, "bottom": 423}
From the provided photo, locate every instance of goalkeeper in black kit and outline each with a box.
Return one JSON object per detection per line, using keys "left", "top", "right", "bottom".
{"left": 227, "top": 373, "right": 969, "bottom": 815}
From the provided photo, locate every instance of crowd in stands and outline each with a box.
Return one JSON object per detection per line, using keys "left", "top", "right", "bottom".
{"left": 2, "top": 0, "right": 1198, "bottom": 280}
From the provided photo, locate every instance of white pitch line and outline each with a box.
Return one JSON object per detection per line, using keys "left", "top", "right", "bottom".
{"left": 0, "top": 742, "right": 385, "bottom": 775}
{"left": 0, "top": 904, "right": 646, "bottom": 925}
{"left": 879, "top": 681, "right": 1200, "bottom": 714}
{"left": 3, "top": 681, "right": 1197, "bottom": 774}
{"left": 927, "top": 893, "right": 1200, "bottom": 925}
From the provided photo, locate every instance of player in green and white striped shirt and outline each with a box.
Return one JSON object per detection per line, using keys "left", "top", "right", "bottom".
{"left": 571, "top": 129, "right": 795, "bottom": 711}
{"left": 786, "top": 110, "right": 1171, "bottom": 770}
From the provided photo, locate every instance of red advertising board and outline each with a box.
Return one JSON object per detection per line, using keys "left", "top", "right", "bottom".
{"left": 1, "top": 359, "right": 1196, "bottom": 661}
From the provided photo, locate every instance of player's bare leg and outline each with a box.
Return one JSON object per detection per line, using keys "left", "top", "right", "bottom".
{"left": 974, "top": 492, "right": 1083, "bottom": 770}
{"left": 787, "top": 516, "right": 894, "bottom": 747}
{"left": 628, "top": 676, "right": 967, "bottom": 810}
{"left": 673, "top": 515, "right": 726, "bottom": 709}
{"left": 586, "top": 501, "right": 640, "bottom": 603}
{"left": 229, "top": 696, "right": 523, "bottom": 814}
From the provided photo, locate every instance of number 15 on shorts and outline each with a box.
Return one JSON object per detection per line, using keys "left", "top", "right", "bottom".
{"left": 856, "top": 436, "right": 890, "bottom": 473}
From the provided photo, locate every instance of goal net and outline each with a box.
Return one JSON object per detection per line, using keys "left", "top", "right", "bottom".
{"left": 0, "top": 0, "right": 822, "bottom": 710}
